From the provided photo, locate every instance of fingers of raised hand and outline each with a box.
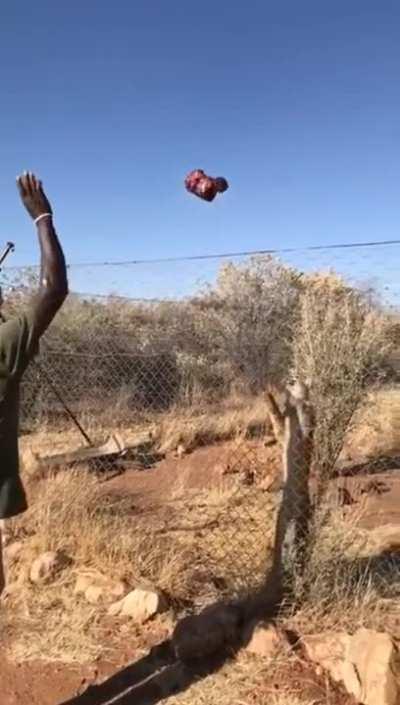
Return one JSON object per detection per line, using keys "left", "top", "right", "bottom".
{"left": 17, "top": 171, "right": 42, "bottom": 195}
{"left": 28, "top": 171, "right": 42, "bottom": 193}
{"left": 17, "top": 173, "right": 27, "bottom": 197}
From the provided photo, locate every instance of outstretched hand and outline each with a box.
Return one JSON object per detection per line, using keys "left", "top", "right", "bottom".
{"left": 17, "top": 172, "right": 53, "bottom": 221}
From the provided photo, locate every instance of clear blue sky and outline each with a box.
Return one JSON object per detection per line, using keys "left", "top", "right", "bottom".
{"left": 1, "top": 1, "right": 400, "bottom": 298}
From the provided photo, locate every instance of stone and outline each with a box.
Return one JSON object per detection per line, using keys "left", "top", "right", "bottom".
{"left": 74, "top": 573, "right": 94, "bottom": 595}
{"left": 350, "top": 629, "right": 400, "bottom": 705}
{"left": 20, "top": 446, "right": 42, "bottom": 477}
{"left": 30, "top": 551, "right": 70, "bottom": 584}
{"left": 243, "top": 622, "right": 285, "bottom": 658}
{"left": 303, "top": 632, "right": 360, "bottom": 700}
{"left": 304, "top": 629, "right": 400, "bottom": 705}
{"left": 74, "top": 571, "right": 128, "bottom": 605}
{"left": 85, "top": 585, "right": 106, "bottom": 605}
{"left": 108, "top": 587, "right": 166, "bottom": 623}
{"left": 175, "top": 444, "right": 186, "bottom": 459}
{"left": 173, "top": 603, "right": 241, "bottom": 662}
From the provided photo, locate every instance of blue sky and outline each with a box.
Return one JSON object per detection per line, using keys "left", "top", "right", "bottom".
{"left": 1, "top": 1, "right": 400, "bottom": 298}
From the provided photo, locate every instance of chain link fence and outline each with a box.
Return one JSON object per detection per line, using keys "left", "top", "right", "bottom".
{"left": 13, "top": 244, "right": 400, "bottom": 613}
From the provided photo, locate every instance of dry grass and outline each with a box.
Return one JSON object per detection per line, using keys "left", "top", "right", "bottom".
{"left": 12, "top": 379, "right": 400, "bottom": 663}
{"left": 21, "top": 380, "right": 400, "bottom": 484}
{"left": 13, "top": 374, "right": 400, "bottom": 665}
{"left": 1, "top": 471, "right": 187, "bottom": 661}
{"left": 20, "top": 393, "right": 273, "bottom": 467}
{"left": 285, "top": 504, "right": 400, "bottom": 637}
{"left": 157, "top": 394, "right": 272, "bottom": 454}
{"left": 5, "top": 460, "right": 396, "bottom": 665}
{"left": 2, "top": 467, "right": 277, "bottom": 662}
{"left": 343, "top": 386, "right": 400, "bottom": 461}
{"left": 167, "top": 651, "right": 333, "bottom": 705}
{"left": 2, "top": 585, "right": 102, "bottom": 663}
{"left": 157, "top": 383, "right": 400, "bottom": 463}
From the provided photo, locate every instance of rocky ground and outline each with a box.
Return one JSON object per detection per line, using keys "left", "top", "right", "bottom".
{"left": 3, "top": 389, "right": 400, "bottom": 705}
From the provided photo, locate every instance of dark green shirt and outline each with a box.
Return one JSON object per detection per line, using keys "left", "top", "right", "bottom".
{"left": 0, "top": 311, "right": 38, "bottom": 480}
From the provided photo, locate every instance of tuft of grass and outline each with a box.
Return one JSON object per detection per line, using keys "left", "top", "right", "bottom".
{"left": 284, "top": 504, "right": 400, "bottom": 636}
{"left": 2, "top": 585, "right": 102, "bottom": 663}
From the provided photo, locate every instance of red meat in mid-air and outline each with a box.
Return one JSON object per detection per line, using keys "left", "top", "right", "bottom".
{"left": 185, "top": 169, "right": 229, "bottom": 202}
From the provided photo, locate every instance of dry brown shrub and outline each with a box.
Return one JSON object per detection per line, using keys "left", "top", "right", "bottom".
{"left": 293, "top": 272, "right": 392, "bottom": 485}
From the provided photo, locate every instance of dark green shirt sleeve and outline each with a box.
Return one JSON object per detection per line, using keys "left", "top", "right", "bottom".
{"left": 0, "top": 310, "right": 39, "bottom": 380}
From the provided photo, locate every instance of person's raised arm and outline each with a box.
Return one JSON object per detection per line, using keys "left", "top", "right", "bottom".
{"left": 17, "top": 172, "right": 68, "bottom": 338}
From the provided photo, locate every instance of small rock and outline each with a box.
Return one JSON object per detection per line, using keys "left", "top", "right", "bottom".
{"left": 175, "top": 444, "right": 186, "bottom": 459}
{"left": 350, "top": 629, "right": 400, "bottom": 705}
{"left": 74, "top": 573, "right": 93, "bottom": 595}
{"left": 74, "top": 571, "right": 128, "bottom": 605}
{"left": 30, "top": 550, "right": 70, "bottom": 584}
{"left": 85, "top": 585, "right": 106, "bottom": 605}
{"left": 87, "top": 581, "right": 127, "bottom": 605}
{"left": 20, "top": 446, "right": 42, "bottom": 477}
{"left": 304, "top": 632, "right": 359, "bottom": 699}
{"left": 6, "top": 541, "right": 24, "bottom": 562}
{"left": 243, "top": 622, "right": 284, "bottom": 658}
{"left": 304, "top": 629, "right": 400, "bottom": 705}
{"left": 108, "top": 587, "right": 166, "bottom": 623}
{"left": 106, "top": 581, "right": 128, "bottom": 601}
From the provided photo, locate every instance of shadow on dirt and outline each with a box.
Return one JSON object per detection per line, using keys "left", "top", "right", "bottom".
{"left": 59, "top": 642, "right": 231, "bottom": 705}
{"left": 59, "top": 544, "right": 400, "bottom": 705}
{"left": 58, "top": 581, "right": 281, "bottom": 705}
{"left": 334, "top": 455, "right": 400, "bottom": 478}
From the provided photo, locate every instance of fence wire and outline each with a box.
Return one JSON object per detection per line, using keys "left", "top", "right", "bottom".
{"left": 13, "top": 244, "right": 400, "bottom": 612}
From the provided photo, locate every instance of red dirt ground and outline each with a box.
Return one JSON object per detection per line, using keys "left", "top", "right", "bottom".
{"left": 106, "top": 440, "right": 400, "bottom": 536}
{"left": 0, "top": 649, "right": 357, "bottom": 705}
{"left": 1, "top": 620, "right": 170, "bottom": 705}
{"left": 102, "top": 439, "right": 282, "bottom": 505}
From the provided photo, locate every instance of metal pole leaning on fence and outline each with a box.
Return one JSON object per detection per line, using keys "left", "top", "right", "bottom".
{"left": 33, "top": 360, "right": 93, "bottom": 446}
{"left": 0, "top": 241, "right": 15, "bottom": 310}
{"left": 0, "top": 242, "right": 15, "bottom": 267}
